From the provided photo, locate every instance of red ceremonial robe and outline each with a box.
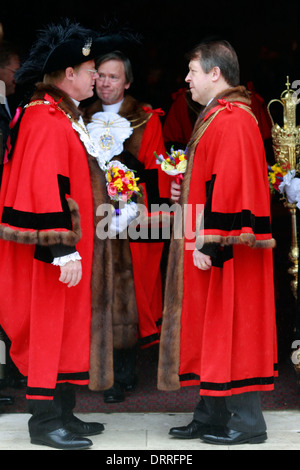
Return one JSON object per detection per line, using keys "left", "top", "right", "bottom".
{"left": 0, "top": 92, "right": 94, "bottom": 400}
{"left": 158, "top": 86, "right": 277, "bottom": 397}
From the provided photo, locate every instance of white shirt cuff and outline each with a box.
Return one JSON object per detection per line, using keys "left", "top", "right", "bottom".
{"left": 52, "top": 251, "right": 82, "bottom": 267}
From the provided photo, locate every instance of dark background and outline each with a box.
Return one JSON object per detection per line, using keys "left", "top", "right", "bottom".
{"left": 1, "top": 0, "right": 300, "bottom": 112}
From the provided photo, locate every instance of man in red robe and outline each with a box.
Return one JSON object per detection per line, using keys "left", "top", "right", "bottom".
{"left": 0, "top": 21, "right": 120, "bottom": 450}
{"left": 84, "top": 51, "right": 171, "bottom": 403}
{"left": 158, "top": 40, "right": 277, "bottom": 445}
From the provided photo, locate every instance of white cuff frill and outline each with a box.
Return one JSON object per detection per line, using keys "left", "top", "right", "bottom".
{"left": 52, "top": 251, "right": 82, "bottom": 267}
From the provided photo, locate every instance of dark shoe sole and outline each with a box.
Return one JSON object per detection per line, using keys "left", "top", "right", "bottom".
{"left": 202, "top": 432, "right": 267, "bottom": 445}
{"left": 104, "top": 392, "right": 125, "bottom": 403}
{"left": 104, "top": 396, "right": 125, "bottom": 403}
{"left": 30, "top": 437, "right": 93, "bottom": 450}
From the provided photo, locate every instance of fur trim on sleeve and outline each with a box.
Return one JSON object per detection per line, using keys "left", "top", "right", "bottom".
{"left": 0, "top": 198, "right": 81, "bottom": 247}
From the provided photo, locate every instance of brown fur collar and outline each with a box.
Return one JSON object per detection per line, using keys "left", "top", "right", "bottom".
{"left": 32, "top": 82, "right": 82, "bottom": 120}
{"left": 188, "top": 86, "right": 251, "bottom": 152}
{"left": 83, "top": 94, "right": 151, "bottom": 124}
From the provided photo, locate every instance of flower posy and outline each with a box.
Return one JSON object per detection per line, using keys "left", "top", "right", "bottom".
{"left": 268, "top": 163, "right": 290, "bottom": 193}
{"left": 105, "top": 160, "right": 140, "bottom": 202}
{"left": 155, "top": 147, "right": 187, "bottom": 176}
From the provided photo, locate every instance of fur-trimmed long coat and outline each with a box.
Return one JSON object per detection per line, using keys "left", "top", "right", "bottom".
{"left": 158, "top": 86, "right": 278, "bottom": 396}
{"left": 84, "top": 95, "right": 171, "bottom": 363}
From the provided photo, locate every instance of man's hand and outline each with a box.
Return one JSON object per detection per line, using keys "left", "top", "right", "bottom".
{"left": 59, "top": 260, "right": 82, "bottom": 287}
{"left": 193, "top": 249, "right": 212, "bottom": 270}
{"left": 170, "top": 180, "right": 181, "bottom": 202}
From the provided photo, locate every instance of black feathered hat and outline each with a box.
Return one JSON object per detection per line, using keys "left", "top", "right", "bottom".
{"left": 15, "top": 19, "right": 138, "bottom": 85}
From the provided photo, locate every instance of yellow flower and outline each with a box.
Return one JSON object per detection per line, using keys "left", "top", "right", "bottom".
{"left": 179, "top": 154, "right": 186, "bottom": 161}
{"left": 107, "top": 173, "right": 112, "bottom": 182}
{"left": 271, "top": 163, "right": 286, "bottom": 175}
{"left": 114, "top": 178, "right": 123, "bottom": 190}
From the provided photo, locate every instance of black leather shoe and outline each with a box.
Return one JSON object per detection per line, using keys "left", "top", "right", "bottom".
{"left": 0, "top": 394, "right": 14, "bottom": 405}
{"left": 104, "top": 383, "right": 125, "bottom": 403}
{"left": 64, "top": 415, "right": 104, "bottom": 436}
{"left": 202, "top": 427, "right": 267, "bottom": 445}
{"left": 123, "top": 376, "right": 138, "bottom": 392}
{"left": 30, "top": 427, "right": 93, "bottom": 450}
{"left": 169, "top": 420, "right": 210, "bottom": 439}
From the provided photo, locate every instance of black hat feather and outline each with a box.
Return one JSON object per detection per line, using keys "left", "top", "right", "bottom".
{"left": 15, "top": 19, "right": 139, "bottom": 85}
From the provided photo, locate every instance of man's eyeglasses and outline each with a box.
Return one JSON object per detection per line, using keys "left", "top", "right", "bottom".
{"left": 84, "top": 69, "right": 98, "bottom": 76}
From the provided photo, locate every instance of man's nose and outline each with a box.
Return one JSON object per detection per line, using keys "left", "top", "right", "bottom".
{"left": 100, "top": 76, "right": 110, "bottom": 85}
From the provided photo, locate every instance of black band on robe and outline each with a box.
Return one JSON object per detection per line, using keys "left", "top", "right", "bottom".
{"left": 204, "top": 174, "right": 272, "bottom": 235}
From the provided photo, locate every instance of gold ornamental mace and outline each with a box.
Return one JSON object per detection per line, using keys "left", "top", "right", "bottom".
{"left": 268, "top": 77, "right": 300, "bottom": 298}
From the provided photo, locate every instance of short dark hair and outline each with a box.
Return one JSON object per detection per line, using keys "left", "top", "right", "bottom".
{"left": 96, "top": 50, "right": 134, "bottom": 84}
{"left": 186, "top": 40, "right": 240, "bottom": 87}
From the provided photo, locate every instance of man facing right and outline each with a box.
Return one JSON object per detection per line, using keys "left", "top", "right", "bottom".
{"left": 158, "top": 40, "right": 277, "bottom": 446}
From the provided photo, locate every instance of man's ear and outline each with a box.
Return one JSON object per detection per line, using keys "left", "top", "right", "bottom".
{"left": 65, "top": 66, "right": 75, "bottom": 81}
{"left": 211, "top": 66, "right": 221, "bottom": 82}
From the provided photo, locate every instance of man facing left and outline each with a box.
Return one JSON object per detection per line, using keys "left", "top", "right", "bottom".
{"left": 0, "top": 20, "right": 117, "bottom": 450}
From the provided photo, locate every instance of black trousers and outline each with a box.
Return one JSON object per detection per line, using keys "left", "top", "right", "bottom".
{"left": 28, "top": 383, "right": 76, "bottom": 436}
{"left": 113, "top": 347, "right": 137, "bottom": 386}
{"left": 193, "top": 392, "right": 266, "bottom": 433}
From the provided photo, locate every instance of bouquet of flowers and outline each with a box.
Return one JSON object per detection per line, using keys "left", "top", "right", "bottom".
{"left": 105, "top": 160, "right": 141, "bottom": 235}
{"left": 268, "top": 163, "right": 290, "bottom": 194}
{"left": 105, "top": 160, "right": 140, "bottom": 203}
{"left": 155, "top": 147, "right": 187, "bottom": 183}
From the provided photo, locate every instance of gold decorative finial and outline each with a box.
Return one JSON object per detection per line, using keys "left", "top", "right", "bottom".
{"left": 286, "top": 76, "right": 290, "bottom": 90}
